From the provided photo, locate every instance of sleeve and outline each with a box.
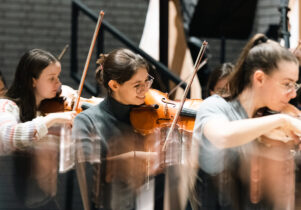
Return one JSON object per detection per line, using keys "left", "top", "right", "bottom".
{"left": 72, "top": 112, "right": 101, "bottom": 164}
{"left": 0, "top": 99, "right": 48, "bottom": 153}
{"left": 193, "top": 95, "right": 229, "bottom": 142}
{"left": 193, "top": 95, "right": 230, "bottom": 175}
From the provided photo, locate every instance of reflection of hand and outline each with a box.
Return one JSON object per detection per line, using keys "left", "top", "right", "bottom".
{"left": 105, "top": 150, "right": 161, "bottom": 188}
{"left": 134, "top": 151, "right": 162, "bottom": 176}
{"left": 106, "top": 151, "right": 158, "bottom": 161}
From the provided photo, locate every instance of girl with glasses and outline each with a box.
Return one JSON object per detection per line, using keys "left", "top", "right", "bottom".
{"left": 73, "top": 48, "right": 160, "bottom": 210}
{"left": 205, "top": 62, "right": 234, "bottom": 98}
{"left": 193, "top": 34, "right": 301, "bottom": 209}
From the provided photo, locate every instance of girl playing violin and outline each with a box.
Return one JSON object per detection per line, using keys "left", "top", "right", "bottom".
{"left": 0, "top": 49, "right": 76, "bottom": 208}
{"left": 193, "top": 34, "right": 301, "bottom": 209}
{"left": 73, "top": 48, "right": 160, "bottom": 210}
{"left": 0, "top": 48, "right": 76, "bottom": 151}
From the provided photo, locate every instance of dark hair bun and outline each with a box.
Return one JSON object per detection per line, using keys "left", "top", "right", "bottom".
{"left": 96, "top": 53, "right": 108, "bottom": 65}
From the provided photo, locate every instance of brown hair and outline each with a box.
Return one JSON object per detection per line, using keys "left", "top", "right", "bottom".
{"left": 96, "top": 48, "right": 149, "bottom": 95}
{"left": 6, "top": 49, "right": 59, "bottom": 122}
{"left": 228, "top": 33, "right": 298, "bottom": 100}
{"left": 206, "top": 62, "right": 234, "bottom": 97}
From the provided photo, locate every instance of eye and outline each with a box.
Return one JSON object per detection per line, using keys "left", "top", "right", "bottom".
{"left": 134, "top": 84, "right": 141, "bottom": 88}
{"left": 284, "top": 82, "right": 293, "bottom": 88}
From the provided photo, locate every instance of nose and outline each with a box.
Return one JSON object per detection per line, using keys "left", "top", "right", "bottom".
{"left": 289, "top": 89, "right": 297, "bottom": 99}
{"left": 56, "top": 79, "right": 62, "bottom": 89}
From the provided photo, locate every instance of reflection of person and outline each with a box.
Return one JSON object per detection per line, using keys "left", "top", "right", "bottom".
{"left": 0, "top": 70, "right": 7, "bottom": 96}
{"left": 73, "top": 48, "right": 159, "bottom": 210}
{"left": 205, "top": 62, "right": 234, "bottom": 98}
{"left": 193, "top": 34, "right": 301, "bottom": 209}
{"left": 0, "top": 49, "right": 76, "bottom": 208}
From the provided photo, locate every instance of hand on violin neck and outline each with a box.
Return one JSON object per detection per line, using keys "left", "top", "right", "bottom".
{"left": 60, "top": 85, "right": 78, "bottom": 108}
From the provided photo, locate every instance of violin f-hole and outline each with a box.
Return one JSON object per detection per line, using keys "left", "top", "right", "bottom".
{"left": 161, "top": 98, "right": 176, "bottom": 107}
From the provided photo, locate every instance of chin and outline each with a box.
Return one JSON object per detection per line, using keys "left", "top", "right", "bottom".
{"left": 133, "top": 100, "right": 144, "bottom": 106}
{"left": 269, "top": 103, "right": 288, "bottom": 112}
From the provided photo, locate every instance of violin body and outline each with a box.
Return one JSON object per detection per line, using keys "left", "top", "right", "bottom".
{"left": 130, "top": 89, "right": 201, "bottom": 170}
{"left": 39, "top": 85, "right": 103, "bottom": 114}
{"left": 130, "top": 89, "right": 202, "bottom": 135}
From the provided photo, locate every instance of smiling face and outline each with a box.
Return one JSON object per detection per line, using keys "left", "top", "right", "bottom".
{"left": 260, "top": 60, "right": 299, "bottom": 111}
{"left": 110, "top": 68, "right": 151, "bottom": 105}
{"left": 33, "top": 61, "right": 61, "bottom": 105}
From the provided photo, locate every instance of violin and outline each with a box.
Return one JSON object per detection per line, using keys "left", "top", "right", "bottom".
{"left": 130, "top": 88, "right": 202, "bottom": 170}
{"left": 255, "top": 104, "right": 301, "bottom": 147}
{"left": 130, "top": 88, "right": 202, "bottom": 135}
{"left": 39, "top": 85, "right": 103, "bottom": 114}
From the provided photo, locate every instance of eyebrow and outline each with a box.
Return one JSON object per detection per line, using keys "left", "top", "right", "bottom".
{"left": 131, "top": 80, "right": 143, "bottom": 85}
{"left": 131, "top": 77, "right": 148, "bottom": 85}
{"left": 47, "top": 73, "right": 60, "bottom": 76}
{"left": 282, "top": 78, "right": 296, "bottom": 82}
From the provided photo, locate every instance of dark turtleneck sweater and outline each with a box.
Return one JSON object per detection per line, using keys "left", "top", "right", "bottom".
{"left": 73, "top": 96, "right": 145, "bottom": 210}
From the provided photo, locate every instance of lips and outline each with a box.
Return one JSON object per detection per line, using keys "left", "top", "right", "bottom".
{"left": 136, "top": 96, "right": 145, "bottom": 100}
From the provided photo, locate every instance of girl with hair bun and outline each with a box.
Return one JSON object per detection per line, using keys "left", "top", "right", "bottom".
{"left": 193, "top": 34, "right": 301, "bottom": 209}
{"left": 73, "top": 48, "right": 161, "bottom": 210}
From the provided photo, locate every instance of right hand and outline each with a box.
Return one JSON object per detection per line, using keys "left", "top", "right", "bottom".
{"left": 45, "top": 111, "right": 77, "bottom": 128}
{"left": 282, "top": 114, "right": 301, "bottom": 136}
{"left": 265, "top": 114, "right": 301, "bottom": 144}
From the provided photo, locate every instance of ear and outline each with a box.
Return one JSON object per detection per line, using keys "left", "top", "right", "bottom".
{"left": 32, "top": 78, "right": 37, "bottom": 88}
{"left": 253, "top": 69, "right": 266, "bottom": 86}
{"left": 108, "top": 80, "right": 120, "bottom": 92}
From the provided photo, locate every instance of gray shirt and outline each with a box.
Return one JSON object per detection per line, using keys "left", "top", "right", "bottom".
{"left": 193, "top": 95, "right": 249, "bottom": 175}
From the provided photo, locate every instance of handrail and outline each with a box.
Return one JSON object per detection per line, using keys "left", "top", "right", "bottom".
{"left": 71, "top": 0, "right": 187, "bottom": 95}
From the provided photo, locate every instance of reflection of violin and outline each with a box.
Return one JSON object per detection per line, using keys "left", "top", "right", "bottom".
{"left": 39, "top": 85, "right": 103, "bottom": 114}
{"left": 249, "top": 104, "right": 301, "bottom": 205}
{"left": 130, "top": 89, "right": 202, "bottom": 135}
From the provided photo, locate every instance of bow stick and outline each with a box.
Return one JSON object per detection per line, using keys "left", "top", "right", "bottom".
{"left": 167, "top": 58, "right": 208, "bottom": 98}
{"left": 162, "top": 41, "right": 207, "bottom": 150}
{"left": 74, "top": 11, "right": 104, "bottom": 210}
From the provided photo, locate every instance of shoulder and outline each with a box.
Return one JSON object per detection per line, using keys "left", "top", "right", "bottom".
{"left": 195, "top": 95, "right": 230, "bottom": 127}
{"left": 198, "top": 95, "right": 229, "bottom": 113}
{"left": 74, "top": 102, "right": 105, "bottom": 126}
{"left": 0, "top": 99, "right": 19, "bottom": 113}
